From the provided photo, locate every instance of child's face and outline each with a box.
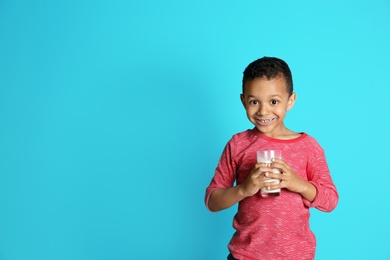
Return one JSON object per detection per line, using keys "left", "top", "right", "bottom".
{"left": 240, "top": 77, "right": 296, "bottom": 138}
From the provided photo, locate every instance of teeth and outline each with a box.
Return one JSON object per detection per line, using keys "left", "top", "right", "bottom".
{"left": 259, "top": 118, "right": 273, "bottom": 123}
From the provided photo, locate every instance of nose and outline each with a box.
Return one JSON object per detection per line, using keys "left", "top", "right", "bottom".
{"left": 257, "top": 103, "right": 269, "bottom": 115}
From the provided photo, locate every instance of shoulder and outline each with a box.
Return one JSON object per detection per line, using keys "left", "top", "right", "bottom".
{"left": 231, "top": 129, "right": 258, "bottom": 143}
{"left": 299, "top": 133, "right": 325, "bottom": 154}
{"left": 300, "top": 133, "right": 321, "bottom": 145}
{"left": 224, "top": 129, "right": 260, "bottom": 156}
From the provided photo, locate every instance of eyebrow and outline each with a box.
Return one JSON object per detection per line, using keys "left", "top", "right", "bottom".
{"left": 247, "top": 94, "right": 283, "bottom": 99}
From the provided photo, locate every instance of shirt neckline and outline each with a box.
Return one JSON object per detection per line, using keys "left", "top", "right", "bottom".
{"left": 252, "top": 128, "right": 307, "bottom": 143}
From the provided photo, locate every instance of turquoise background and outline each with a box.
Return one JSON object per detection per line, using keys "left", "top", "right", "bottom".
{"left": 1, "top": 1, "right": 389, "bottom": 259}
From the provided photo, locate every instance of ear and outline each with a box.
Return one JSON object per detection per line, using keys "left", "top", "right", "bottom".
{"left": 240, "top": 94, "right": 246, "bottom": 109}
{"left": 287, "top": 92, "right": 297, "bottom": 111}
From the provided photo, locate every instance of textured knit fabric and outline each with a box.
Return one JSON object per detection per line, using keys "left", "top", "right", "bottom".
{"left": 205, "top": 128, "right": 338, "bottom": 260}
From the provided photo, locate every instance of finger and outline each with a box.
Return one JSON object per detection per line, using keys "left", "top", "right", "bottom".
{"left": 255, "top": 163, "right": 272, "bottom": 172}
{"left": 263, "top": 180, "right": 280, "bottom": 189}
{"left": 256, "top": 162, "right": 271, "bottom": 167}
{"left": 251, "top": 168, "right": 262, "bottom": 178}
{"left": 271, "top": 158, "right": 284, "bottom": 164}
{"left": 276, "top": 180, "right": 285, "bottom": 189}
{"left": 265, "top": 171, "right": 283, "bottom": 179}
{"left": 272, "top": 161, "right": 292, "bottom": 174}
{"left": 270, "top": 161, "right": 284, "bottom": 171}
{"left": 254, "top": 167, "right": 268, "bottom": 178}
{"left": 252, "top": 163, "right": 265, "bottom": 173}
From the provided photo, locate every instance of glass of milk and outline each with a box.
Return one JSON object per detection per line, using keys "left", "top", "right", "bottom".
{"left": 257, "top": 150, "right": 282, "bottom": 197}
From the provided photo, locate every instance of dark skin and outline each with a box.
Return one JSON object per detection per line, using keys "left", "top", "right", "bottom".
{"left": 208, "top": 77, "right": 317, "bottom": 212}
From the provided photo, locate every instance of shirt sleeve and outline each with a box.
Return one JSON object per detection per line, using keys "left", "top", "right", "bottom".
{"left": 302, "top": 140, "right": 339, "bottom": 212}
{"left": 204, "top": 138, "right": 237, "bottom": 211}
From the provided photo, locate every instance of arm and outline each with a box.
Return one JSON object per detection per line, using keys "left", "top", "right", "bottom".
{"left": 265, "top": 161, "right": 338, "bottom": 212}
{"left": 265, "top": 140, "right": 338, "bottom": 212}
{"left": 305, "top": 142, "right": 339, "bottom": 212}
{"left": 207, "top": 162, "right": 272, "bottom": 212}
{"left": 208, "top": 186, "right": 246, "bottom": 212}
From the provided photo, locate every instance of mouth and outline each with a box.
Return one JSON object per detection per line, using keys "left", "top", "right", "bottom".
{"left": 255, "top": 117, "right": 277, "bottom": 125}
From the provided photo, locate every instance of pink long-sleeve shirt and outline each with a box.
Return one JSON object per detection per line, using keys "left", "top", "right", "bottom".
{"left": 205, "top": 129, "right": 338, "bottom": 260}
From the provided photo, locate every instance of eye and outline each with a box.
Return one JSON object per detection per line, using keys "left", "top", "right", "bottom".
{"left": 249, "top": 100, "right": 259, "bottom": 105}
{"left": 270, "top": 100, "right": 279, "bottom": 105}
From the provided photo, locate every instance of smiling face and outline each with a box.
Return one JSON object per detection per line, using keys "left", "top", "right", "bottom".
{"left": 241, "top": 76, "right": 296, "bottom": 138}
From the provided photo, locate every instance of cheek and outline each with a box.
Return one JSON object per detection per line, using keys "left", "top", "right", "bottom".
{"left": 276, "top": 107, "right": 288, "bottom": 116}
{"left": 244, "top": 108, "right": 256, "bottom": 118}
{"left": 246, "top": 107, "right": 257, "bottom": 115}
{"left": 245, "top": 108, "right": 253, "bottom": 116}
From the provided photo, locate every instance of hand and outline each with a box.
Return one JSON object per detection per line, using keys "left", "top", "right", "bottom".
{"left": 263, "top": 158, "right": 308, "bottom": 194}
{"left": 240, "top": 162, "right": 273, "bottom": 197}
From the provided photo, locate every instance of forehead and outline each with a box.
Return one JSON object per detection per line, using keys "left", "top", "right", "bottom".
{"left": 243, "top": 77, "right": 289, "bottom": 96}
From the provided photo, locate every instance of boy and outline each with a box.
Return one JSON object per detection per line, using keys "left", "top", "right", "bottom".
{"left": 205, "top": 57, "right": 338, "bottom": 259}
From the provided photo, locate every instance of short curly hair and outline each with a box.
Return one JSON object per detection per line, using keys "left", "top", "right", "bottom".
{"left": 242, "top": 57, "right": 293, "bottom": 96}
